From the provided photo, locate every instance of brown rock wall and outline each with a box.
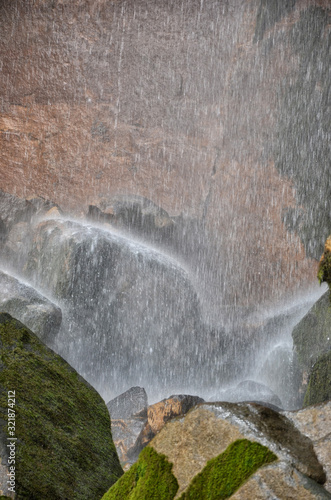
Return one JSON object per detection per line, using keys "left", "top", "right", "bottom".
{"left": 0, "top": 0, "right": 325, "bottom": 309}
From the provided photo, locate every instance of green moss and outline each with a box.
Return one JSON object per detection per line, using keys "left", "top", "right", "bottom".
{"left": 303, "top": 351, "right": 331, "bottom": 407}
{"left": 179, "top": 439, "right": 277, "bottom": 500}
{"left": 0, "top": 313, "right": 123, "bottom": 499}
{"left": 101, "top": 446, "right": 179, "bottom": 500}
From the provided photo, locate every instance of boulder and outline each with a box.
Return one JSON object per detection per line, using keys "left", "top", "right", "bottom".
{"left": 0, "top": 270, "right": 62, "bottom": 342}
{"left": 129, "top": 395, "right": 205, "bottom": 462}
{"left": 22, "top": 218, "right": 204, "bottom": 398}
{"left": 284, "top": 400, "right": 331, "bottom": 493}
{"left": 107, "top": 386, "right": 148, "bottom": 420}
{"left": 103, "top": 400, "right": 331, "bottom": 499}
{"left": 178, "top": 439, "right": 277, "bottom": 499}
{"left": 148, "top": 402, "right": 326, "bottom": 497}
{"left": 303, "top": 351, "right": 331, "bottom": 407}
{"left": 230, "top": 461, "right": 331, "bottom": 500}
{"left": 292, "top": 290, "right": 331, "bottom": 406}
{"left": 107, "top": 387, "right": 148, "bottom": 468}
{"left": 147, "top": 395, "right": 205, "bottom": 435}
{"left": 0, "top": 190, "right": 35, "bottom": 233}
{"left": 87, "top": 194, "right": 175, "bottom": 245}
{"left": 1, "top": 222, "right": 31, "bottom": 270}
{"left": 211, "top": 380, "right": 283, "bottom": 409}
{"left": 0, "top": 313, "right": 123, "bottom": 499}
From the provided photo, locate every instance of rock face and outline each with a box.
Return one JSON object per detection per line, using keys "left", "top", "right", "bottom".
{"left": 107, "top": 386, "right": 148, "bottom": 421}
{"left": 21, "top": 218, "right": 204, "bottom": 399}
{"left": 211, "top": 380, "right": 283, "bottom": 409}
{"left": 107, "top": 390, "right": 204, "bottom": 468}
{"left": 88, "top": 195, "right": 175, "bottom": 244}
{"left": 129, "top": 394, "right": 205, "bottom": 462}
{"left": 2, "top": 0, "right": 329, "bottom": 315}
{"left": 292, "top": 290, "right": 331, "bottom": 406}
{"left": 103, "top": 401, "right": 331, "bottom": 499}
{"left": 0, "top": 270, "right": 62, "bottom": 342}
{"left": 107, "top": 387, "right": 148, "bottom": 468}
{"left": 284, "top": 400, "right": 331, "bottom": 494}
{"left": 0, "top": 313, "right": 123, "bottom": 499}
{"left": 149, "top": 402, "right": 326, "bottom": 497}
{"left": 304, "top": 352, "right": 331, "bottom": 407}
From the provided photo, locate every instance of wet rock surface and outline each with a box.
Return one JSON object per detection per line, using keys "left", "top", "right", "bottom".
{"left": 292, "top": 290, "right": 331, "bottom": 407}
{"left": 149, "top": 402, "right": 328, "bottom": 498}
{"left": 20, "top": 218, "right": 204, "bottom": 398}
{"left": 211, "top": 380, "right": 283, "bottom": 409}
{"left": 0, "top": 269, "right": 62, "bottom": 342}
{"left": 0, "top": 313, "right": 123, "bottom": 499}
{"left": 107, "top": 390, "right": 204, "bottom": 468}
{"left": 107, "top": 386, "right": 148, "bottom": 420}
{"left": 303, "top": 352, "right": 331, "bottom": 408}
{"left": 1, "top": 0, "right": 325, "bottom": 313}
{"left": 129, "top": 394, "right": 205, "bottom": 462}
{"left": 106, "top": 387, "right": 148, "bottom": 468}
{"left": 284, "top": 400, "right": 331, "bottom": 494}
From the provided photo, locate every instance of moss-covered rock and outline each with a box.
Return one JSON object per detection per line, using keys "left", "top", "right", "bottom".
{"left": 0, "top": 313, "right": 123, "bottom": 499}
{"left": 179, "top": 439, "right": 277, "bottom": 499}
{"left": 303, "top": 351, "right": 331, "bottom": 408}
{"left": 101, "top": 446, "right": 179, "bottom": 500}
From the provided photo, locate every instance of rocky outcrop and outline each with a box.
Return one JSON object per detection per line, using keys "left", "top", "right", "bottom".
{"left": 88, "top": 195, "right": 175, "bottom": 244}
{"left": 107, "top": 387, "right": 148, "bottom": 469}
{"left": 1, "top": 0, "right": 327, "bottom": 313}
{"left": 103, "top": 401, "right": 331, "bottom": 499}
{"left": 107, "top": 390, "right": 204, "bottom": 468}
{"left": 21, "top": 218, "right": 204, "bottom": 397}
{"left": 292, "top": 290, "right": 331, "bottom": 406}
{"left": 0, "top": 191, "right": 60, "bottom": 268}
{"left": 284, "top": 400, "right": 331, "bottom": 493}
{"left": 0, "top": 313, "right": 123, "bottom": 499}
{"left": 0, "top": 270, "right": 62, "bottom": 342}
{"left": 129, "top": 395, "right": 205, "bottom": 462}
{"left": 210, "top": 380, "right": 283, "bottom": 409}
{"left": 107, "top": 386, "right": 148, "bottom": 421}
{"left": 148, "top": 402, "right": 326, "bottom": 497}
{"left": 303, "top": 352, "right": 331, "bottom": 408}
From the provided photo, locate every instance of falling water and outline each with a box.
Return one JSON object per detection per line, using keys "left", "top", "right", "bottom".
{"left": 0, "top": 1, "right": 330, "bottom": 408}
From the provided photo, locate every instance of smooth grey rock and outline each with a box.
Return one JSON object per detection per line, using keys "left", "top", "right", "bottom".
{"left": 22, "top": 218, "right": 203, "bottom": 398}
{"left": 211, "top": 379, "right": 283, "bottom": 408}
{"left": 0, "top": 270, "right": 62, "bottom": 342}
{"left": 107, "top": 387, "right": 148, "bottom": 420}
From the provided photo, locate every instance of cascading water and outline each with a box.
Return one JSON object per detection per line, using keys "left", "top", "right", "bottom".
{"left": 0, "top": 212, "right": 324, "bottom": 409}
{"left": 0, "top": 0, "right": 330, "bottom": 409}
